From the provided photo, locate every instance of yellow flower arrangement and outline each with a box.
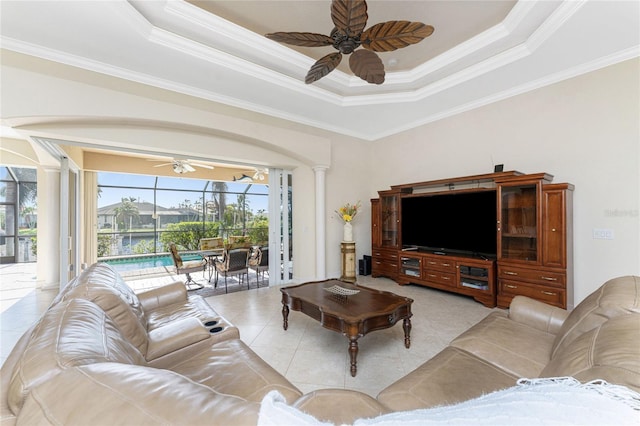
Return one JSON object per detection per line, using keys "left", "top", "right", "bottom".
{"left": 336, "top": 201, "right": 361, "bottom": 223}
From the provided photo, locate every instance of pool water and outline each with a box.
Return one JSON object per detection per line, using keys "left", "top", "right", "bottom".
{"left": 104, "top": 254, "right": 203, "bottom": 273}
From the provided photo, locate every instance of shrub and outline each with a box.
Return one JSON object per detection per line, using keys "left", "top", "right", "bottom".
{"left": 247, "top": 217, "right": 269, "bottom": 244}
{"left": 160, "top": 222, "right": 221, "bottom": 251}
{"left": 132, "top": 239, "right": 155, "bottom": 254}
{"left": 98, "top": 234, "right": 116, "bottom": 257}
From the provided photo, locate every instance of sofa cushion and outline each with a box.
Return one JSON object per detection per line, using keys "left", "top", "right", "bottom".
{"left": 376, "top": 346, "right": 518, "bottom": 411}
{"left": 449, "top": 311, "right": 555, "bottom": 378}
{"left": 18, "top": 363, "right": 261, "bottom": 426}
{"left": 293, "top": 389, "right": 390, "bottom": 425}
{"left": 145, "top": 294, "right": 236, "bottom": 332}
{"left": 7, "top": 298, "right": 146, "bottom": 414}
{"left": 58, "top": 263, "right": 149, "bottom": 353}
{"left": 541, "top": 314, "right": 640, "bottom": 393}
{"left": 552, "top": 275, "right": 640, "bottom": 358}
{"left": 261, "top": 378, "right": 640, "bottom": 426}
{"left": 145, "top": 317, "right": 211, "bottom": 361}
{"left": 170, "top": 339, "right": 303, "bottom": 404}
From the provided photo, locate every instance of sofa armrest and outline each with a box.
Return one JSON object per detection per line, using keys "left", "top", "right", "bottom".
{"left": 146, "top": 317, "right": 210, "bottom": 360}
{"left": 137, "top": 281, "right": 187, "bottom": 311}
{"left": 293, "top": 389, "right": 390, "bottom": 425}
{"left": 508, "top": 295, "right": 569, "bottom": 335}
{"left": 1, "top": 323, "right": 38, "bottom": 423}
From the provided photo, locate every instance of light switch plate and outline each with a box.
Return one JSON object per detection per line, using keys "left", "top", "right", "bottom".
{"left": 593, "top": 228, "right": 614, "bottom": 240}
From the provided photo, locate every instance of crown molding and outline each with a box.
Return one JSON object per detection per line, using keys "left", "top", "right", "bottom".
{"left": 366, "top": 45, "right": 640, "bottom": 141}
{"left": 1, "top": 0, "right": 638, "bottom": 141}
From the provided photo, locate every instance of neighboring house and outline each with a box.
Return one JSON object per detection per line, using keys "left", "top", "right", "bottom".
{"left": 97, "top": 201, "right": 201, "bottom": 230}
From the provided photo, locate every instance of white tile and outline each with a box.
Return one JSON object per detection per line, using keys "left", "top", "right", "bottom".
{"left": 250, "top": 344, "right": 296, "bottom": 376}
{"left": 287, "top": 348, "right": 347, "bottom": 388}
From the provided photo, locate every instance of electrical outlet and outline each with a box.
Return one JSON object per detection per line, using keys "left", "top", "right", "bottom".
{"left": 593, "top": 228, "right": 614, "bottom": 240}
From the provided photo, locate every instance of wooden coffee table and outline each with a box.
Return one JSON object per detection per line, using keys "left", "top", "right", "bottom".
{"left": 280, "top": 279, "right": 413, "bottom": 377}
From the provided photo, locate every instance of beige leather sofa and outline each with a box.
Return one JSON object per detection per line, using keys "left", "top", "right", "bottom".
{"left": 1, "top": 263, "right": 302, "bottom": 425}
{"left": 1, "top": 264, "right": 639, "bottom": 425}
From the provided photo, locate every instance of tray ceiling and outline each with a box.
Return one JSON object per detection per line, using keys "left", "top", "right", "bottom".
{"left": 1, "top": 0, "right": 638, "bottom": 140}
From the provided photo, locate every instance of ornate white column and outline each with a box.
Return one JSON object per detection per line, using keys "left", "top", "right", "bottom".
{"left": 37, "top": 167, "right": 61, "bottom": 289}
{"left": 313, "top": 166, "right": 328, "bottom": 280}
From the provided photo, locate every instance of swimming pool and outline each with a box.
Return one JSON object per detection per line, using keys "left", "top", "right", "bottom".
{"left": 103, "top": 254, "right": 203, "bottom": 273}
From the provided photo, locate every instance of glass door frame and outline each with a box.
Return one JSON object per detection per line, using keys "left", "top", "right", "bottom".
{"left": 267, "top": 168, "right": 293, "bottom": 285}
{"left": 497, "top": 180, "right": 542, "bottom": 264}
{"left": 60, "top": 157, "right": 81, "bottom": 288}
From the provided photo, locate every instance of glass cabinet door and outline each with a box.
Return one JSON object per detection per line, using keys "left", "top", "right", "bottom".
{"left": 380, "top": 193, "right": 399, "bottom": 248}
{"left": 499, "top": 183, "right": 540, "bottom": 262}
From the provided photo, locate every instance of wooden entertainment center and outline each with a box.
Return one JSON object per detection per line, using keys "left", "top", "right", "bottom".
{"left": 371, "top": 171, "right": 573, "bottom": 309}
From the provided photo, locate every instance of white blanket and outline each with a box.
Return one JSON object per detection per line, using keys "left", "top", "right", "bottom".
{"left": 259, "top": 377, "right": 640, "bottom": 426}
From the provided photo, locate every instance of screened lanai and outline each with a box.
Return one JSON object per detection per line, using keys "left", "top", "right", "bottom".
{"left": 0, "top": 166, "right": 37, "bottom": 264}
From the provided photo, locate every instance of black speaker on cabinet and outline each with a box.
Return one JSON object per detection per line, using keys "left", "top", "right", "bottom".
{"left": 359, "top": 255, "right": 372, "bottom": 276}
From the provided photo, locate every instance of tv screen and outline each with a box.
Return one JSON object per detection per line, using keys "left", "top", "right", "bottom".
{"left": 401, "top": 191, "right": 497, "bottom": 257}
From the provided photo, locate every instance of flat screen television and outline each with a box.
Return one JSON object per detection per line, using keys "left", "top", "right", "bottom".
{"left": 401, "top": 190, "right": 497, "bottom": 258}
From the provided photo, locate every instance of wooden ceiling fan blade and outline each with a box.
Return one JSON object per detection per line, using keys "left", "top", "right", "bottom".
{"left": 265, "top": 32, "right": 333, "bottom": 47}
{"left": 361, "top": 21, "right": 434, "bottom": 52}
{"left": 152, "top": 163, "right": 172, "bottom": 167}
{"left": 349, "top": 50, "right": 385, "bottom": 84}
{"left": 305, "top": 52, "right": 342, "bottom": 84}
{"left": 331, "top": 0, "right": 368, "bottom": 37}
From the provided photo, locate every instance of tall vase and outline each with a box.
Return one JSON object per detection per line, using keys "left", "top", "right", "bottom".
{"left": 343, "top": 222, "right": 353, "bottom": 242}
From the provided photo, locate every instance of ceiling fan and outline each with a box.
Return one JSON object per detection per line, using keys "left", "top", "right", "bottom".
{"left": 252, "top": 168, "right": 268, "bottom": 181}
{"left": 233, "top": 168, "right": 269, "bottom": 183}
{"left": 148, "top": 159, "right": 214, "bottom": 174}
{"left": 265, "top": 0, "right": 434, "bottom": 85}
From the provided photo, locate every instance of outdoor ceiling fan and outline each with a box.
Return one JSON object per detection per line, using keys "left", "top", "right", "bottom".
{"left": 252, "top": 168, "right": 268, "bottom": 181}
{"left": 265, "top": 0, "right": 434, "bottom": 84}
{"left": 147, "top": 159, "right": 214, "bottom": 174}
{"left": 233, "top": 168, "right": 269, "bottom": 183}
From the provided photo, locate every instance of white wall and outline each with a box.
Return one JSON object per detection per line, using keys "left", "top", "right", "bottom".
{"left": 0, "top": 52, "right": 336, "bottom": 283}
{"left": 324, "top": 134, "right": 373, "bottom": 278}
{"left": 3, "top": 51, "right": 638, "bottom": 300}
{"left": 370, "top": 58, "right": 640, "bottom": 304}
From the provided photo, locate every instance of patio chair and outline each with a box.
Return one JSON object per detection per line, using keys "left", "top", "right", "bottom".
{"left": 213, "top": 248, "right": 250, "bottom": 293}
{"left": 199, "top": 237, "right": 223, "bottom": 250}
{"left": 168, "top": 243, "right": 206, "bottom": 291}
{"left": 227, "top": 235, "right": 251, "bottom": 249}
{"left": 249, "top": 246, "right": 269, "bottom": 287}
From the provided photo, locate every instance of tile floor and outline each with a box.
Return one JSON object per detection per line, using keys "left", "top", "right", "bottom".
{"left": 1, "top": 263, "right": 497, "bottom": 397}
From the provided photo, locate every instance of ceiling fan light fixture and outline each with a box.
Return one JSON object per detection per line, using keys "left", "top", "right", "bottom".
{"left": 172, "top": 162, "right": 189, "bottom": 174}
{"left": 172, "top": 160, "right": 196, "bottom": 174}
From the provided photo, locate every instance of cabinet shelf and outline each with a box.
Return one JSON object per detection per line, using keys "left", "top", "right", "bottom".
{"left": 502, "top": 233, "right": 536, "bottom": 239}
{"left": 459, "top": 274, "right": 488, "bottom": 281}
{"left": 460, "top": 280, "right": 489, "bottom": 291}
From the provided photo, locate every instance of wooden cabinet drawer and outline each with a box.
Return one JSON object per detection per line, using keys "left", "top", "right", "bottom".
{"left": 372, "top": 249, "right": 399, "bottom": 277}
{"left": 423, "top": 256, "right": 456, "bottom": 273}
{"left": 424, "top": 271, "right": 456, "bottom": 287}
{"left": 498, "top": 279, "right": 565, "bottom": 308}
{"left": 371, "top": 257, "right": 398, "bottom": 269}
{"left": 373, "top": 250, "right": 398, "bottom": 261}
{"left": 498, "top": 265, "right": 565, "bottom": 287}
{"left": 373, "top": 261, "right": 398, "bottom": 274}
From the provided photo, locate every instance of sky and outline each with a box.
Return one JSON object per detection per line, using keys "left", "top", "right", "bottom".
{"left": 97, "top": 172, "right": 269, "bottom": 213}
